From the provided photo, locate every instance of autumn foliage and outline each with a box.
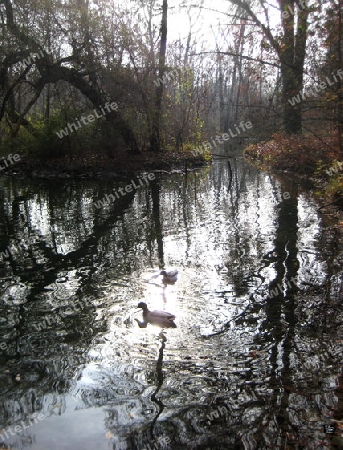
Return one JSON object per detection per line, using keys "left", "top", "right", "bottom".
{"left": 244, "top": 132, "right": 341, "bottom": 176}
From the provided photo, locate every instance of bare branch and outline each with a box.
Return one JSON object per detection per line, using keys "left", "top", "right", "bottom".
{"left": 190, "top": 51, "right": 281, "bottom": 68}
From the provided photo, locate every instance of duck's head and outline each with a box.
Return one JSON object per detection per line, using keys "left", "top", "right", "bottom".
{"left": 160, "top": 270, "right": 167, "bottom": 276}
{"left": 137, "top": 301, "right": 148, "bottom": 311}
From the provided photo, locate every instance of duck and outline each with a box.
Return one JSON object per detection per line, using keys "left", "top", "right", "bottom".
{"left": 160, "top": 269, "right": 178, "bottom": 284}
{"left": 137, "top": 302, "right": 177, "bottom": 328}
{"left": 150, "top": 269, "right": 178, "bottom": 284}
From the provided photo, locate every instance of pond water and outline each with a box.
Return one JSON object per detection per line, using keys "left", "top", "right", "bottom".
{"left": 0, "top": 157, "right": 342, "bottom": 450}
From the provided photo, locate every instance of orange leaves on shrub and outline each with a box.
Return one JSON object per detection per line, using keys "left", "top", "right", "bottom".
{"left": 244, "top": 132, "right": 340, "bottom": 175}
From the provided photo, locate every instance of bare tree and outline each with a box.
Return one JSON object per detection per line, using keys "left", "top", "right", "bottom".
{"left": 229, "top": 0, "right": 309, "bottom": 134}
{"left": 150, "top": 0, "right": 168, "bottom": 152}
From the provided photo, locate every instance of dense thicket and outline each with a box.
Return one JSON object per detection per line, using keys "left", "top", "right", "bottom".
{"left": 0, "top": 0, "right": 342, "bottom": 158}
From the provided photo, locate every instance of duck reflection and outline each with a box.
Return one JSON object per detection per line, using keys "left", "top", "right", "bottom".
{"left": 135, "top": 302, "right": 176, "bottom": 440}
{"left": 150, "top": 332, "right": 166, "bottom": 438}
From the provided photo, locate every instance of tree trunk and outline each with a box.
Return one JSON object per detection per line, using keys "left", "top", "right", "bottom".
{"left": 219, "top": 69, "right": 225, "bottom": 131}
{"left": 281, "top": 62, "right": 303, "bottom": 134}
{"left": 279, "top": 0, "right": 307, "bottom": 134}
{"left": 338, "top": 1, "right": 343, "bottom": 157}
{"left": 150, "top": 0, "right": 168, "bottom": 153}
{"left": 230, "top": 0, "right": 309, "bottom": 135}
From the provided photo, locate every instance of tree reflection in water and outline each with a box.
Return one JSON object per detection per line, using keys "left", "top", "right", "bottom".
{"left": 0, "top": 159, "right": 342, "bottom": 449}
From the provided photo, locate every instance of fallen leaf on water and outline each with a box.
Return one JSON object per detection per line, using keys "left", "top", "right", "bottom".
{"left": 105, "top": 431, "right": 114, "bottom": 439}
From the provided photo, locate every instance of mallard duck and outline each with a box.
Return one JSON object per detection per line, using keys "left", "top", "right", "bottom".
{"left": 137, "top": 302, "right": 177, "bottom": 328}
{"left": 160, "top": 269, "right": 178, "bottom": 284}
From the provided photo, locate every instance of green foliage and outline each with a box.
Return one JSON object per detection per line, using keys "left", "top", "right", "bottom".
{"left": 31, "top": 111, "right": 70, "bottom": 158}
{"left": 0, "top": 124, "right": 36, "bottom": 158}
{"left": 181, "top": 142, "right": 195, "bottom": 154}
{"left": 0, "top": 108, "right": 104, "bottom": 159}
{"left": 0, "top": 110, "right": 68, "bottom": 159}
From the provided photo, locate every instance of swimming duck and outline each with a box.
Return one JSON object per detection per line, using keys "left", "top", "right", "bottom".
{"left": 160, "top": 269, "right": 178, "bottom": 284}
{"left": 137, "top": 302, "right": 177, "bottom": 328}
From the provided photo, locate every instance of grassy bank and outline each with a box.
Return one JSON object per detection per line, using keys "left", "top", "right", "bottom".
{"left": 244, "top": 132, "right": 343, "bottom": 208}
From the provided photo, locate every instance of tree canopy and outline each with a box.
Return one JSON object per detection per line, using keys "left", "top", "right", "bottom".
{"left": 0, "top": 0, "right": 342, "bottom": 158}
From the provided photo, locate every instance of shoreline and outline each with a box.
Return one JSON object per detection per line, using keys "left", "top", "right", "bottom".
{"left": 0, "top": 152, "right": 209, "bottom": 179}
{"left": 243, "top": 133, "right": 343, "bottom": 211}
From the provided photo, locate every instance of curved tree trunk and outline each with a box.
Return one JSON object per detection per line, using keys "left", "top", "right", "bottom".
{"left": 1, "top": 0, "right": 140, "bottom": 154}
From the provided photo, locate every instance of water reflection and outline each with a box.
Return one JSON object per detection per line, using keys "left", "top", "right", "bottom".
{"left": 0, "top": 158, "right": 342, "bottom": 449}
{"left": 150, "top": 334, "right": 166, "bottom": 438}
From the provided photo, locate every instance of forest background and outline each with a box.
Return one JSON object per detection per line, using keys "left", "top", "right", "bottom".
{"left": 0, "top": 0, "right": 342, "bottom": 186}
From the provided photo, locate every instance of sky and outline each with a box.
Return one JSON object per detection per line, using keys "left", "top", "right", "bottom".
{"left": 168, "top": 0, "right": 237, "bottom": 45}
